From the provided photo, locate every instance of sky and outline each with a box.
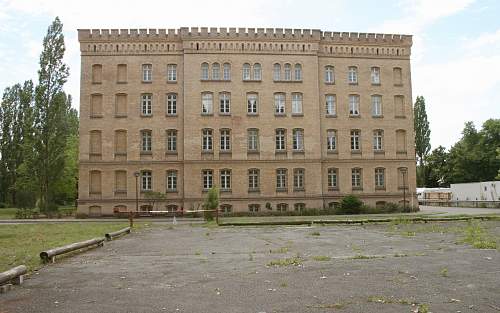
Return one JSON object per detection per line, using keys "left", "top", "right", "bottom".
{"left": 0, "top": 0, "right": 499, "bottom": 149}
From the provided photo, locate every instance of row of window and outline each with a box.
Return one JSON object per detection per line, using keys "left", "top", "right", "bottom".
{"left": 90, "top": 92, "right": 405, "bottom": 118}
{"left": 88, "top": 128, "right": 407, "bottom": 156}
{"left": 90, "top": 63, "right": 403, "bottom": 86}
{"left": 88, "top": 167, "right": 409, "bottom": 195}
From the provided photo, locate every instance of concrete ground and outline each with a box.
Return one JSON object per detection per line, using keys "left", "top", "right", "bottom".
{"left": 419, "top": 205, "right": 500, "bottom": 216}
{"left": 1, "top": 221, "right": 499, "bottom": 313}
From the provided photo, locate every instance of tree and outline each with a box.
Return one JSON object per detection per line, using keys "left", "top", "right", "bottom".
{"left": 413, "top": 96, "right": 431, "bottom": 186}
{"left": 426, "top": 146, "right": 450, "bottom": 187}
{"left": 30, "top": 17, "right": 71, "bottom": 212}
{"left": 203, "top": 187, "right": 219, "bottom": 221}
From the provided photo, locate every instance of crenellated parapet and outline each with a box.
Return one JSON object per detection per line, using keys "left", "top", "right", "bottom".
{"left": 78, "top": 27, "right": 412, "bottom": 56}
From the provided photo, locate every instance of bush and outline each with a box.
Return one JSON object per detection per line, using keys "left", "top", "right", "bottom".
{"left": 75, "top": 212, "right": 88, "bottom": 219}
{"left": 15, "top": 208, "right": 35, "bottom": 219}
{"left": 0, "top": 202, "right": 6, "bottom": 208}
{"left": 336, "top": 195, "right": 363, "bottom": 214}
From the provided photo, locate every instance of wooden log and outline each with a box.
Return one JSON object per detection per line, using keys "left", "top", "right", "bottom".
{"left": 0, "top": 265, "right": 27, "bottom": 286}
{"left": 40, "top": 237, "right": 104, "bottom": 263}
{"left": 105, "top": 227, "right": 131, "bottom": 241}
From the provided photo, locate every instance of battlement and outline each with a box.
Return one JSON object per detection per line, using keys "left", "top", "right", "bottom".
{"left": 78, "top": 27, "right": 412, "bottom": 46}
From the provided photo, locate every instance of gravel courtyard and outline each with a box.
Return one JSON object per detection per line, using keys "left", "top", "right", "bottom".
{"left": 1, "top": 221, "right": 499, "bottom": 313}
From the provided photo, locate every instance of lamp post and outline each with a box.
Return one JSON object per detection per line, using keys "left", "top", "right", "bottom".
{"left": 402, "top": 168, "right": 407, "bottom": 212}
{"left": 134, "top": 171, "right": 140, "bottom": 212}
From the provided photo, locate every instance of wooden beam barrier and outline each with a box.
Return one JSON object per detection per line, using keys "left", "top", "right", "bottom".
{"left": 40, "top": 237, "right": 105, "bottom": 263}
{"left": 105, "top": 227, "right": 131, "bottom": 241}
{"left": 0, "top": 265, "right": 28, "bottom": 291}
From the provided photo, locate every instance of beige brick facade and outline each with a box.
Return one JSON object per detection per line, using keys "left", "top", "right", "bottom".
{"left": 77, "top": 27, "right": 417, "bottom": 216}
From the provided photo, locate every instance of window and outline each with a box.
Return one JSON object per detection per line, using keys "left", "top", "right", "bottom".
{"left": 202, "top": 170, "right": 213, "bottom": 190}
{"left": 373, "top": 130, "right": 384, "bottom": 151}
{"left": 212, "top": 63, "right": 220, "bottom": 80}
{"left": 219, "top": 92, "right": 230, "bottom": 114}
{"left": 90, "top": 94, "right": 103, "bottom": 117}
{"left": 393, "top": 67, "right": 402, "bottom": 85}
{"left": 201, "top": 62, "right": 209, "bottom": 80}
{"left": 293, "top": 168, "right": 305, "bottom": 190}
{"left": 274, "top": 93, "right": 285, "bottom": 114}
{"left": 253, "top": 63, "right": 262, "bottom": 80}
{"left": 351, "top": 168, "right": 362, "bottom": 189}
{"left": 141, "top": 170, "right": 152, "bottom": 191}
{"left": 248, "top": 204, "right": 260, "bottom": 212}
{"left": 375, "top": 168, "right": 385, "bottom": 189}
{"left": 327, "top": 130, "right": 337, "bottom": 151}
{"left": 396, "top": 129, "right": 407, "bottom": 153}
{"left": 242, "top": 63, "right": 251, "bottom": 80}
{"left": 141, "top": 93, "right": 152, "bottom": 116}
{"left": 115, "top": 94, "right": 127, "bottom": 116}
{"left": 220, "top": 204, "right": 232, "bottom": 213}
{"left": 325, "top": 66, "right": 334, "bottom": 83}
{"left": 166, "top": 129, "right": 177, "bottom": 152}
{"left": 277, "top": 203, "right": 288, "bottom": 212}
{"left": 92, "top": 64, "right": 102, "bottom": 83}
{"left": 247, "top": 129, "right": 259, "bottom": 151}
{"left": 276, "top": 168, "right": 287, "bottom": 189}
{"left": 284, "top": 63, "right": 292, "bottom": 80}
{"left": 292, "top": 93, "right": 303, "bottom": 114}
{"left": 348, "top": 66, "right": 358, "bottom": 84}
{"left": 371, "top": 95, "right": 382, "bottom": 117}
{"left": 166, "top": 93, "right": 177, "bottom": 115}
{"left": 220, "top": 169, "right": 231, "bottom": 190}
{"left": 114, "top": 130, "right": 127, "bottom": 155}
{"left": 117, "top": 64, "right": 127, "bottom": 83}
{"left": 223, "top": 63, "right": 231, "bottom": 80}
{"left": 202, "top": 129, "right": 213, "bottom": 151}
{"left": 398, "top": 167, "right": 408, "bottom": 189}
{"left": 248, "top": 168, "right": 259, "bottom": 190}
{"left": 294, "top": 64, "right": 302, "bottom": 81}
{"left": 247, "top": 93, "right": 258, "bottom": 114}
{"left": 292, "top": 128, "right": 304, "bottom": 151}
{"left": 275, "top": 129, "right": 286, "bottom": 151}
{"left": 350, "top": 130, "right": 360, "bottom": 151}
{"left": 394, "top": 95, "right": 405, "bottom": 117}
{"left": 89, "top": 130, "right": 102, "bottom": 155}
{"left": 327, "top": 168, "right": 338, "bottom": 189}
{"left": 325, "top": 95, "right": 336, "bottom": 116}
{"left": 371, "top": 67, "right": 380, "bottom": 84}
{"left": 166, "top": 170, "right": 177, "bottom": 191}
{"left": 220, "top": 129, "right": 231, "bottom": 151}
{"left": 294, "top": 203, "right": 305, "bottom": 211}
{"left": 89, "top": 170, "right": 102, "bottom": 194}
{"left": 201, "top": 93, "right": 213, "bottom": 114}
{"left": 142, "top": 64, "right": 152, "bottom": 82}
{"left": 141, "top": 130, "right": 152, "bottom": 152}
{"left": 273, "top": 63, "right": 281, "bottom": 81}
{"left": 349, "top": 95, "right": 360, "bottom": 116}
{"left": 115, "top": 170, "right": 127, "bottom": 193}
{"left": 167, "top": 64, "right": 177, "bottom": 81}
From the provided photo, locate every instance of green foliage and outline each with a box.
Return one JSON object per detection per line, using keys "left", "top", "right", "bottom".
{"left": 336, "top": 195, "right": 363, "bottom": 214}
{"left": 203, "top": 187, "right": 219, "bottom": 221}
{"left": 414, "top": 96, "right": 431, "bottom": 186}
{"left": 462, "top": 220, "right": 497, "bottom": 249}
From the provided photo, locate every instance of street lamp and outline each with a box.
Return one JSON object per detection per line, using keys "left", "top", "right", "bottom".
{"left": 134, "top": 171, "right": 140, "bottom": 212}
{"left": 401, "top": 168, "right": 408, "bottom": 212}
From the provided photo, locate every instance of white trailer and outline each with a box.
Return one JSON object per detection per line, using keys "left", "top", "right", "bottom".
{"left": 450, "top": 181, "right": 500, "bottom": 201}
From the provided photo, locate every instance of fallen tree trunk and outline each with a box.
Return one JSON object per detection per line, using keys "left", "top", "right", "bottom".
{"left": 0, "top": 265, "right": 27, "bottom": 286}
{"left": 40, "top": 238, "right": 104, "bottom": 263}
{"left": 105, "top": 227, "right": 131, "bottom": 241}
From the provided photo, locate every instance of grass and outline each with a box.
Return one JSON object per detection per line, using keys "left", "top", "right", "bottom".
{"left": 0, "top": 206, "right": 77, "bottom": 219}
{"left": 0, "top": 208, "right": 18, "bottom": 219}
{"left": 0, "top": 222, "right": 148, "bottom": 272}
{"left": 307, "top": 303, "right": 346, "bottom": 309}
{"left": 267, "top": 255, "right": 304, "bottom": 267}
{"left": 461, "top": 220, "right": 497, "bottom": 249}
{"left": 310, "top": 231, "right": 321, "bottom": 236}
{"left": 270, "top": 247, "right": 289, "bottom": 254}
{"left": 351, "top": 255, "right": 384, "bottom": 260}
{"left": 440, "top": 267, "right": 449, "bottom": 277}
{"left": 312, "top": 255, "right": 331, "bottom": 261}
{"left": 367, "top": 295, "right": 415, "bottom": 305}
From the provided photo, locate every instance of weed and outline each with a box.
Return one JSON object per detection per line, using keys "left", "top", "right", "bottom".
{"left": 195, "top": 251, "right": 201, "bottom": 256}
{"left": 248, "top": 253, "right": 254, "bottom": 261}
{"left": 312, "top": 255, "right": 331, "bottom": 261}
{"left": 351, "top": 244, "right": 362, "bottom": 253}
{"left": 417, "top": 303, "right": 430, "bottom": 313}
{"left": 267, "top": 256, "right": 304, "bottom": 267}
{"left": 440, "top": 267, "right": 448, "bottom": 277}
{"left": 308, "top": 303, "right": 346, "bottom": 309}
{"left": 270, "top": 247, "right": 289, "bottom": 254}
{"left": 394, "top": 253, "right": 408, "bottom": 257}
{"left": 310, "top": 231, "right": 321, "bottom": 236}
{"left": 280, "top": 282, "right": 287, "bottom": 288}
{"left": 351, "top": 255, "right": 383, "bottom": 260}
{"left": 402, "top": 231, "right": 416, "bottom": 237}
{"left": 462, "top": 221, "right": 497, "bottom": 249}
{"left": 367, "top": 296, "right": 414, "bottom": 305}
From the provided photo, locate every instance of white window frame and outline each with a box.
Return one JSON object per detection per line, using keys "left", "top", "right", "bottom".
{"left": 294, "top": 64, "right": 302, "bottom": 81}
{"left": 325, "top": 66, "right": 334, "bottom": 83}
{"left": 141, "top": 171, "right": 152, "bottom": 191}
{"left": 247, "top": 129, "right": 259, "bottom": 151}
{"left": 212, "top": 63, "right": 220, "bottom": 80}
{"left": 253, "top": 63, "right": 262, "bottom": 80}
{"left": 328, "top": 168, "right": 338, "bottom": 189}
{"left": 201, "top": 63, "right": 209, "bottom": 80}
{"left": 375, "top": 168, "right": 385, "bottom": 188}
{"left": 141, "top": 94, "right": 152, "bottom": 116}
{"left": 141, "top": 130, "right": 152, "bottom": 152}
{"left": 166, "top": 170, "right": 177, "bottom": 191}
{"left": 273, "top": 63, "right": 281, "bottom": 81}
{"left": 142, "top": 64, "right": 152, "bottom": 82}
{"left": 248, "top": 169, "right": 259, "bottom": 190}
{"left": 202, "top": 129, "right": 213, "bottom": 151}
{"left": 201, "top": 93, "right": 213, "bottom": 115}
{"left": 349, "top": 95, "right": 360, "bottom": 116}
{"left": 247, "top": 93, "right": 258, "bottom": 114}
{"left": 371, "top": 67, "right": 380, "bottom": 84}
{"left": 166, "top": 129, "right": 177, "bottom": 152}
{"left": 326, "top": 94, "right": 336, "bottom": 116}
{"left": 220, "top": 129, "right": 231, "bottom": 151}
{"left": 292, "top": 93, "right": 303, "bottom": 114}
{"left": 219, "top": 92, "right": 230, "bottom": 114}
{"left": 242, "top": 63, "right": 251, "bottom": 80}
{"left": 220, "top": 169, "right": 231, "bottom": 190}
{"left": 373, "top": 130, "right": 384, "bottom": 151}
{"left": 293, "top": 168, "right": 305, "bottom": 190}
{"left": 167, "top": 64, "right": 177, "bottom": 81}
{"left": 275, "top": 129, "right": 286, "bottom": 151}
{"left": 274, "top": 93, "right": 285, "bottom": 115}
{"left": 371, "top": 95, "right": 382, "bottom": 117}
{"left": 348, "top": 66, "right": 358, "bottom": 84}
{"left": 292, "top": 129, "right": 304, "bottom": 151}
{"left": 351, "top": 168, "right": 362, "bottom": 188}
{"left": 276, "top": 168, "right": 287, "bottom": 189}
{"left": 350, "top": 130, "right": 360, "bottom": 151}
{"left": 166, "top": 93, "right": 177, "bottom": 116}
{"left": 284, "top": 63, "right": 292, "bottom": 81}
{"left": 327, "top": 130, "right": 337, "bottom": 151}
{"left": 223, "top": 63, "right": 231, "bottom": 80}
{"left": 202, "top": 170, "right": 213, "bottom": 190}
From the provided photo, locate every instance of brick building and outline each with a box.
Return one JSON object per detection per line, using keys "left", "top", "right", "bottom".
{"left": 77, "top": 27, "right": 416, "bottom": 216}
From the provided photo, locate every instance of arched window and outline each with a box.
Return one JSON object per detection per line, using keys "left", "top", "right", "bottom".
{"left": 223, "top": 63, "right": 231, "bottom": 80}
{"left": 374, "top": 168, "right": 385, "bottom": 189}
{"left": 253, "top": 63, "right": 262, "bottom": 80}
{"left": 273, "top": 63, "right": 281, "bottom": 81}
{"left": 92, "top": 64, "right": 102, "bottom": 83}
{"left": 212, "top": 63, "right": 220, "bottom": 80}
{"left": 373, "top": 129, "right": 384, "bottom": 151}
{"left": 284, "top": 63, "right": 292, "bottom": 80}
{"left": 325, "top": 66, "right": 334, "bottom": 83}
{"left": 201, "top": 62, "right": 209, "bottom": 80}
{"left": 294, "top": 64, "right": 302, "bottom": 81}
{"left": 242, "top": 63, "right": 251, "bottom": 80}
{"left": 89, "top": 170, "right": 102, "bottom": 195}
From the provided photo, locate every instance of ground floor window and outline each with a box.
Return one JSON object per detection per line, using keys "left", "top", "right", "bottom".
{"left": 294, "top": 203, "right": 305, "bottom": 211}
{"left": 248, "top": 204, "right": 260, "bottom": 212}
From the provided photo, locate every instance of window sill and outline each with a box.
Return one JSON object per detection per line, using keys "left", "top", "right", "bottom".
{"left": 274, "top": 113, "right": 286, "bottom": 117}
{"left": 114, "top": 152, "right": 127, "bottom": 156}
{"left": 201, "top": 150, "right": 214, "bottom": 154}
{"left": 349, "top": 114, "right": 361, "bottom": 118}
{"left": 247, "top": 113, "right": 259, "bottom": 116}
{"left": 166, "top": 190, "right": 178, "bottom": 193}
{"left": 394, "top": 83, "right": 403, "bottom": 87}
{"left": 324, "top": 82, "right": 335, "bottom": 85}
{"left": 219, "top": 150, "right": 232, "bottom": 154}
{"left": 248, "top": 188, "right": 260, "bottom": 193}
{"left": 166, "top": 114, "right": 178, "bottom": 117}
{"left": 116, "top": 81, "right": 127, "bottom": 84}
{"left": 328, "top": 187, "right": 339, "bottom": 191}
{"left": 291, "top": 113, "right": 304, "bottom": 117}
{"left": 140, "top": 114, "right": 153, "bottom": 118}
{"left": 201, "top": 79, "right": 231, "bottom": 82}
{"left": 326, "top": 114, "right": 337, "bottom": 118}
{"left": 274, "top": 80, "right": 302, "bottom": 83}
{"left": 140, "top": 151, "right": 153, "bottom": 155}
{"left": 243, "top": 79, "right": 262, "bottom": 82}
{"left": 349, "top": 82, "right": 358, "bottom": 86}
{"left": 220, "top": 189, "right": 232, "bottom": 193}
{"left": 327, "top": 150, "right": 338, "bottom": 154}
{"left": 395, "top": 115, "right": 406, "bottom": 119}
{"left": 166, "top": 80, "right": 177, "bottom": 84}
{"left": 114, "top": 114, "right": 127, "bottom": 118}
{"left": 89, "top": 153, "right": 102, "bottom": 157}
{"left": 90, "top": 114, "right": 103, "bottom": 118}
{"left": 165, "top": 151, "right": 178, "bottom": 155}
{"left": 275, "top": 150, "right": 287, "bottom": 155}
{"left": 276, "top": 188, "right": 288, "bottom": 193}
{"left": 293, "top": 188, "right": 305, "bottom": 192}
{"left": 374, "top": 150, "right": 385, "bottom": 154}
{"left": 247, "top": 150, "right": 260, "bottom": 154}
{"left": 141, "top": 81, "right": 152, "bottom": 84}
{"left": 351, "top": 150, "right": 362, "bottom": 154}
{"left": 114, "top": 190, "right": 127, "bottom": 195}
{"left": 372, "top": 115, "right": 384, "bottom": 118}
{"left": 292, "top": 150, "right": 305, "bottom": 154}
{"left": 371, "top": 83, "right": 381, "bottom": 86}
{"left": 219, "top": 113, "right": 231, "bottom": 116}
{"left": 201, "top": 113, "right": 214, "bottom": 116}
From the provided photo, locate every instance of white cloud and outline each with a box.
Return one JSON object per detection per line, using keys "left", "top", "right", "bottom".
{"left": 468, "top": 28, "right": 500, "bottom": 49}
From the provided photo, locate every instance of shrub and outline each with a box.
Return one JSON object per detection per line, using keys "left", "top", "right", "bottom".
{"left": 75, "top": 212, "right": 88, "bottom": 219}
{"left": 336, "top": 195, "right": 363, "bottom": 214}
{"left": 203, "top": 187, "right": 219, "bottom": 221}
{"left": 0, "top": 202, "right": 6, "bottom": 208}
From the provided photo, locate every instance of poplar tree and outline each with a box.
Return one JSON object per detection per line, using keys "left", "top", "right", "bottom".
{"left": 413, "top": 96, "right": 431, "bottom": 186}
